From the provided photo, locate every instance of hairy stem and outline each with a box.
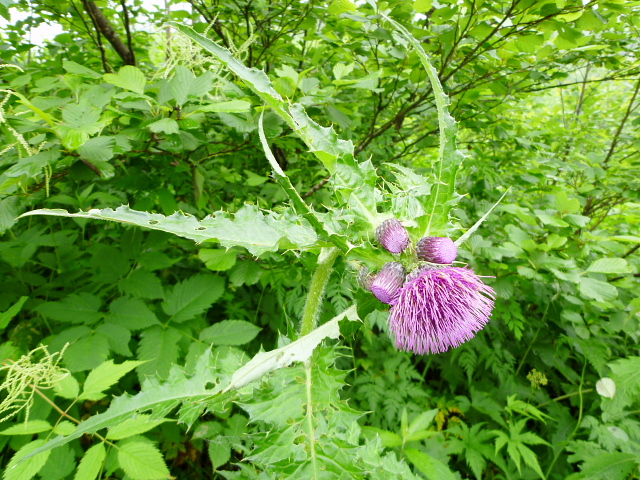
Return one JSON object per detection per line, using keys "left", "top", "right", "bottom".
{"left": 300, "top": 248, "right": 339, "bottom": 337}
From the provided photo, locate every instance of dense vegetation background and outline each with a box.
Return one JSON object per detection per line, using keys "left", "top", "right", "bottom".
{"left": 0, "top": 0, "right": 639, "bottom": 479}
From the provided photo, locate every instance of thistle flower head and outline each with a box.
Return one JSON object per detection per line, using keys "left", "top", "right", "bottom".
{"left": 375, "top": 219, "right": 410, "bottom": 254}
{"left": 417, "top": 236, "right": 457, "bottom": 264}
{"left": 389, "top": 267, "right": 494, "bottom": 355}
{"left": 357, "top": 265, "right": 374, "bottom": 291}
{"left": 370, "top": 262, "right": 406, "bottom": 305}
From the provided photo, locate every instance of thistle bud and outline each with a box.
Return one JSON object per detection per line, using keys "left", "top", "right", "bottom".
{"left": 417, "top": 236, "right": 457, "bottom": 264}
{"left": 375, "top": 219, "right": 410, "bottom": 254}
{"left": 370, "top": 262, "right": 406, "bottom": 305}
{"left": 357, "top": 265, "right": 374, "bottom": 291}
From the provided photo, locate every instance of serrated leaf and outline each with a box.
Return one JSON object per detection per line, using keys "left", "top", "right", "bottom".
{"left": 19, "top": 205, "right": 318, "bottom": 255}
{"left": 148, "top": 118, "right": 179, "bottom": 135}
{"left": 225, "top": 305, "right": 358, "bottom": 391}
{"left": 53, "top": 374, "right": 80, "bottom": 399}
{"left": 228, "top": 260, "right": 262, "bottom": 286}
{"left": 200, "top": 320, "right": 261, "bottom": 345}
{"left": 62, "top": 60, "right": 102, "bottom": 79}
{"left": 195, "top": 100, "right": 251, "bottom": 113}
{"left": 106, "top": 414, "right": 166, "bottom": 440}
{"left": 64, "top": 332, "right": 110, "bottom": 372}
{"left": 117, "top": 437, "right": 171, "bottom": 480}
{"left": 106, "top": 296, "right": 161, "bottom": 329}
{"left": 586, "top": 258, "right": 630, "bottom": 274}
{"left": 596, "top": 377, "right": 616, "bottom": 398}
{"left": 80, "top": 360, "right": 146, "bottom": 401}
{"left": 96, "top": 323, "right": 132, "bottom": 356}
{"left": 136, "top": 326, "right": 181, "bottom": 379}
{"left": 579, "top": 277, "right": 618, "bottom": 303}
{"left": 37, "top": 293, "right": 102, "bottom": 324}
{"left": 118, "top": 270, "right": 165, "bottom": 300}
{"left": 404, "top": 448, "right": 456, "bottom": 480}
{"left": 0, "top": 420, "right": 52, "bottom": 435}
{"left": 78, "top": 136, "right": 115, "bottom": 162}
{"left": 74, "top": 443, "right": 106, "bottom": 480}
{"left": 4, "top": 149, "right": 60, "bottom": 178}
{"left": 53, "top": 421, "right": 76, "bottom": 436}
{"left": 199, "top": 249, "right": 237, "bottom": 271}
{"left": 103, "top": 66, "right": 146, "bottom": 94}
{"left": 162, "top": 274, "right": 224, "bottom": 323}
{"left": 566, "top": 453, "right": 637, "bottom": 480}
{"left": 3, "top": 439, "right": 51, "bottom": 480}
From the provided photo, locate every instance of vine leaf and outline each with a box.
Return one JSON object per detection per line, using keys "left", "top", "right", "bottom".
{"left": 18, "top": 205, "right": 318, "bottom": 256}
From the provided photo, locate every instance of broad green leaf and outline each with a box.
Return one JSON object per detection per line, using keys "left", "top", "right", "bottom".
{"left": 96, "top": 323, "right": 132, "bottom": 356}
{"left": 136, "top": 326, "right": 181, "bottom": 379}
{"left": 586, "top": 258, "right": 630, "bottom": 274}
{"left": 200, "top": 320, "right": 261, "bottom": 345}
{"left": 117, "top": 271, "right": 165, "bottom": 300}
{"left": 199, "top": 249, "right": 237, "bottom": 271}
{"left": 74, "top": 443, "right": 106, "bottom": 480}
{"left": 228, "top": 261, "right": 262, "bottom": 287}
{"left": 361, "top": 426, "right": 403, "bottom": 447}
{"left": 106, "top": 414, "right": 166, "bottom": 440}
{"left": 117, "top": 437, "right": 170, "bottom": 480}
{"left": 106, "top": 296, "right": 161, "bottom": 330}
{"left": 38, "top": 443, "right": 75, "bottom": 480}
{"left": 62, "top": 60, "right": 102, "bottom": 79}
{"left": 64, "top": 333, "right": 110, "bottom": 372}
{"left": 103, "top": 66, "right": 146, "bottom": 94}
{"left": 579, "top": 277, "right": 618, "bottom": 303}
{"left": 162, "top": 274, "right": 225, "bottom": 323}
{"left": 53, "top": 374, "right": 80, "bottom": 399}
{"left": 3, "top": 439, "right": 51, "bottom": 480}
{"left": 169, "top": 66, "right": 213, "bottom": 106}
{"left": 566, "top": 453, "right": 637, "bottom": 480}
{"left": 77, "top": 136, "right": 115, "bottom": 162}
{"left": 37, "top": 293, "right": 102, "bottom": 324}
{"left": 404, "top": 448, "right": 456, "bottom": 480}
{"left": 19, "top": 205, "right": 318, "bottom": 255}
{"left": 53, "top": 421, "right": 76, "bottom": 436}
{"left": 4, "top": 149, "right": 60, "bottom": 178}
{"left": 0, "top": 420, "right": 52, "bottom": 435}
{"left": 605, "top": 356, "right": 640, "bottom": 414}
{"left": 148, "top": 118, "right": 179, "bottom": 135}
{"left": 0, "top": 296, "right": 27, "bottom": 332}
{"left": 79, "top": 360, "right": 146, "bottom": 401}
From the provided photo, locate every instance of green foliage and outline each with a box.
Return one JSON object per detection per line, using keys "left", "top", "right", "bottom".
{"left": 1, "top": 0, "right": 640, "bottom": 479}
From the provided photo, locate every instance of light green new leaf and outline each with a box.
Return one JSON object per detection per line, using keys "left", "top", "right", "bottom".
{"left": 19, "top": 205, "right": 318, "bottom": 255}
{"left": 404, "top": 448, "right": 456, "bottom": 480}
{"left": 62, "top": 60, "right": 102, "bottom": 79}
{"left": 3, "top": 439, "right": 51, "bottom": 480}
{"left": 0, "top": 296, "right": 27, "bottom": 332}
{"left": 79, "top": 360, "right": 146, "bottom": 401}
{"left": 162, "top": 274, "right": 224, "bottom": 323}
{"left": 117, "top": 437, "right": 171, "bottom": 480}
{"left": 199, "top": 249, "right": 237, "bottom": 271}
{"left": 200, "top": 320, "right": 261, "bottom": 345}
{"left": 53, "top": 374, "right": 80, "bottom": 399}
{"left": 586, "top": 258, "right": 630, "bottom": 274}
{"left": 106, "top": 414, "right": 166, "bottom": 440}
{"left": 103, "top": 66, "right": 146, "bottom": 94}
{"left": 73, "top": 443, "right": 105, "bottom": 480}
{"left": 0, "top": 420, "right": 52, "bottom": 435}
{"left": 194, "top": 100, "right": 251, "bottom": 113}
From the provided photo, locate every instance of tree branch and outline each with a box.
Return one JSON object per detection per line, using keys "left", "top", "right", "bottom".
{"left": 82, "top": 0, "right": 136, "bottom": 66}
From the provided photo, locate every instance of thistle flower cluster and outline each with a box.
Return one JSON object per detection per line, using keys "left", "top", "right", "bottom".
{"left": 363, "top": 218, "right": 495, "bottom": 355}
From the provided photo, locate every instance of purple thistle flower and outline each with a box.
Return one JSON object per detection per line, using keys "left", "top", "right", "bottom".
{"left": 375, "top": 219, "right": 410, "bottom": 254}
{"left": 370, "top": 262, "right": 406, "bottom": 305}
{"left": 389, "top": 267, "right": 494, "bottom": 355}
{"left": 417, "top": 236, "right": 457, "bottom": 264}
{"left": 357, "top": 265, "right": 374, "bottom": 291}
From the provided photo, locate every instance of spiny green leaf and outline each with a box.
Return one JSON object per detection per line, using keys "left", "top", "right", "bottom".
{"left": 3, "top": 439, "right": 51, "bottom": 480}
{"left": 19, "top": 205, "right": 318, "bottom": 255}
{"left": 106, "top": 414, "right": 167, "bottom": 440}
{"left": 404, "top": 448, "right": 456, "bottom": 480}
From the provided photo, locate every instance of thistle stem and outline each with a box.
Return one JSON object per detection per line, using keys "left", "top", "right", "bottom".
{"left": 300, "top": 248, "right": 340, "bottom": 336}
